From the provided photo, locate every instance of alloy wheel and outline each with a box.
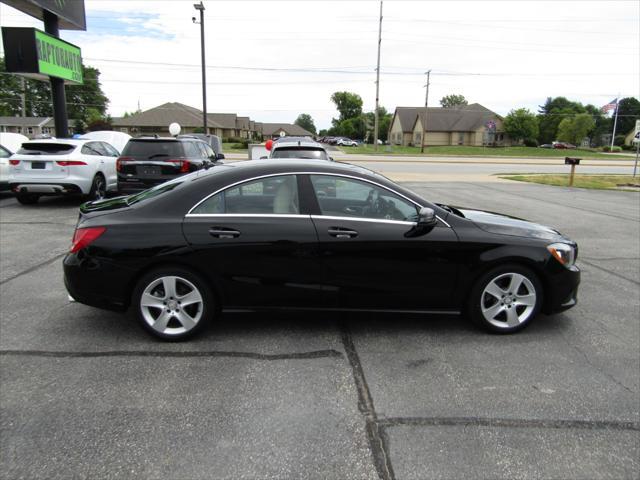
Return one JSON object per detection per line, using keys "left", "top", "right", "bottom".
{"left": 480, "top": 272, "right": 537, "bottom": 329}
{"left": 93, "top": 176, "right": 106, "bottom": 200}
{"left": 140, "top": 276, "right": 204, "bottom": 336}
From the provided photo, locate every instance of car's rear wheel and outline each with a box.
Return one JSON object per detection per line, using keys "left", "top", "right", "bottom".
{"left": 133, "top": 267, "right": 213, "bottom": 340}
{"left": 88, "top": 174, "right": 106, "bottom": 201}
{"left": 16, "top": 193, "right": 40, "bottom": 205}
{"left": 468, "top": 264, "right": 542, "bottom": 333}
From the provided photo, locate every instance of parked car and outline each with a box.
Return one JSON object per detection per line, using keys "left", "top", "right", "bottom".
{"left": 336, "top": 137, "right": 358, "bottom": 147}
{"left": 268, "top": 137, "right": 331, "bottom": 160}
{"left": 81, "top": 131, "right": 131, "bottom": 154}
{"left": 177, "top": 134, "right": 225, "bottom": 160}
{"left": 64, "top": 159, "right": 580, "bottom": 340}
{"left": 116, "top": 136, "right": 223, "bottom": 195}
{"left": 8, "top": 138, "right": 120, "bottom": 204}
{"left": 0, "top": 132, "right": 30, "bottom": 154}
{"left": 0, "top": 144, "right": 11, "bottom": 191}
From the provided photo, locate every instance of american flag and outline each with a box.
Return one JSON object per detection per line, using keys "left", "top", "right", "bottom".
{"left": 601, "top": 98, "right": 618, "bottom": 113}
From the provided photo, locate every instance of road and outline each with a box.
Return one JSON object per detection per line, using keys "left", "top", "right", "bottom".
{"left": 0, "top": 175, "right": 638, "bottom": 479}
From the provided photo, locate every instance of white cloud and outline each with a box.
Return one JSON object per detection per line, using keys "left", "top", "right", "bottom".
{"left": 1, "top": 0, "right": 638, "bottom": 129}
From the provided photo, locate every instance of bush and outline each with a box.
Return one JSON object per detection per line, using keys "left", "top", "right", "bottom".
{"left": 614, "top": 135, "right": 626, "bottom": 146}
{"left": 223, "top": 137, "right": 250, "bottom": 148}
{"left": 621, "top": 144, "right": 636, "bottom": 151}
{"left": 523, "top": 138, "right": 538, "bottom": 147}
{"left": 602, "top": 145, "right": 622, "bottom": 152}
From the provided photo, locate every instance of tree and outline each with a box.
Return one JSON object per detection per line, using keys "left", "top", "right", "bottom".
{"left": 318, "top": 129, "right": 328, "bottom": 137}
{"left": 503, "top": 108, "right": 539, "bottom": 143}
{"left": 330, "top": 91, "right": 363, "bottom": 124}
{"left": 614, "top": 97, "right": 640, "bottom": 137}
{"left": 294, "top": 113, "right": 317, "bottom": 134}
{"left": 0, "top": 57, "right": 109, "bottom": 122}
{"left": 556, "top": 113, "right": 595, "bottom": 145}
{"left": 440, "top": 94, "right": 468, "bottom": 109}
{"left": 536, "top": 96, "right": 586, "bottom": 144}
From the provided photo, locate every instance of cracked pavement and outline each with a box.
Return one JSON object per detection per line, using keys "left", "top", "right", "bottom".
{"left": 0, "top": 178, "right": 638, "bottom": 479}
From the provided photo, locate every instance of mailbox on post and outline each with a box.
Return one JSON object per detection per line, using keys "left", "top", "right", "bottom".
{"left": 565, "top": 157, "right": 581, "bottom": 186}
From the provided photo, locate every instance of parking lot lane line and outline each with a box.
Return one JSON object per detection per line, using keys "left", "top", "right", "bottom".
{"left": 0, "top": 349, "right": 343, "bottom": 360}
{"left": 461, "top": 182, "right": 640, "bottom": 223}
{"left": 578, "top": 259, "right": 640, "bottom": 286}
{"left": 377, "top": 416, "right": 640, "bottom": 432}
{"left": 340, "top": 322, "right": 395, "bottom": 480}
{"left": 0, "top": 253, "right": 66, "bottom": 286}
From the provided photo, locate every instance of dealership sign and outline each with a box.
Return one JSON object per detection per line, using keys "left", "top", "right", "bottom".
{"left": 2, "top": 27, "right": 83, "bottom": 84}
{"left": 2, "top": 0, "right": 86, "bottom": 30}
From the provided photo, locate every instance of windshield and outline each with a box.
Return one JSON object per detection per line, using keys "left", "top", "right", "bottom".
{"left": 271, "top": 147, "right": 328, "bottom": 160}
{"left": 122, "top": 140, "right": 184, "bottom": 158}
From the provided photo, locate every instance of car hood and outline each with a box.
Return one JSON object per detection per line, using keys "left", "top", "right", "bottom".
{"left": 453, "top": 206, "right": 572, "bottom": 242}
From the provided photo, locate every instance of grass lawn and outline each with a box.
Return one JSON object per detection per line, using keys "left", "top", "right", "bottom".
{"left": 499, "top": 174, "right": 640, "bottom": 190}
{"left": 222, "top": 142, "right": 248, "bottom": 153}
{"left": 340, "top": 145, "right": 629, "bottom": 159}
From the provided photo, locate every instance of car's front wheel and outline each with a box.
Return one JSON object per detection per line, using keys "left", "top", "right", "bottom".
{"left": 468, "top": 264, "right": 542, "bottom": 333}
{"left": 133, "top": 267, "right": 213, "bottom": 340}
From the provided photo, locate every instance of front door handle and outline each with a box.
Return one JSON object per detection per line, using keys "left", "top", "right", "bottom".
{"left": 209, "top": 227, "right": 241, "bottom": 239}
{"left": 328, "top": 227, "right": 358, "bottom": 238}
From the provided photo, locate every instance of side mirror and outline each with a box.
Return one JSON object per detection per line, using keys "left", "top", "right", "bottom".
{"left": 216, "top": 153, "right": 225, "bottom": 160}
{"left": 418, "top": 207, "right": 437, "bottom": 227}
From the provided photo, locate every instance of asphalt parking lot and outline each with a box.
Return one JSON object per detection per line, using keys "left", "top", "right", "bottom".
{"left": 1, "top": 179, "right": 638, "bottom": 479}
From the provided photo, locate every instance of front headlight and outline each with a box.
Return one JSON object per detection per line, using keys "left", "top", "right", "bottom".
{"left": 547, "top": 243, "right": 576, "bottom": 268}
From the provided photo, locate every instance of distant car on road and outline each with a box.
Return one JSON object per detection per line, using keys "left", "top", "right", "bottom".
{"left": 553, "top": 142, "right": 576, "bottom": 149}
{"left": 116, "top": 136, "right": 223, "bottom": 195}
{"left": 268, "top": 137, "right": 331, "bottom": 160}
{"left": 336, "top": 138, "right": 358, "bottom": 147}
{"left": 8, "top": 138, "right": 120, "bottom": 204}
{"left": 539, "top": 144, "right": 553, "bottom": 149}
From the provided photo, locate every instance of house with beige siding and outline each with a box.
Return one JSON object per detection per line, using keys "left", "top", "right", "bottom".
{"left": 112, "top": 103, "right": 261, "bottom": 139}
{"left": 389, "top": 104, "right": 510, "bottom": 147}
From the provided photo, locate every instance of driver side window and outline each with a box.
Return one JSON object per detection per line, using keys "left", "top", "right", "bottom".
{"left": 309, "top": 175, "right": 418, "bottom": 222}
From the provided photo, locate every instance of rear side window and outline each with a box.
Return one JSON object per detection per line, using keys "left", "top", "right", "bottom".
{"left": 82, "top": 142, "right": 107, "bottom": 156}
{"left": 182, "top": 142, "right": 201, "bottom": 158}
{"left": 192, "top": 175, "right": 299, "bottom": 215}
{"left": 17, "top": 143, "right": 76, "bottom": 155}
{"left": 121, "top": 140, "right": 184, "bottom": 158}
{"left": 0, "top": 146, "right": 10, "bottom": 158}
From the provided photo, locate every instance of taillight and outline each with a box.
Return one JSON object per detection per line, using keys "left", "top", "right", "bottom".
{"left": 168, "top": 159, "right": 190, "bottom": 173}
{"left": 9, "top": 159, "right": 20, "bottom": 166}
{"left": 116, "top": 156, "right": 132, "bottom": 172}
{"left": 56, "top": 160, "right": 87, "bottom": 166}
{"left": 70, "top": 227, "right": 106, "bottom": 253}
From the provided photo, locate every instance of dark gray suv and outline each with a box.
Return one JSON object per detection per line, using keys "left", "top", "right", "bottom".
{"left": 117, "top": 137, "right": 224, "bottom": 194}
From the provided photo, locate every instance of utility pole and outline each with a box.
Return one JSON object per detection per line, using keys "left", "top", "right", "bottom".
{"left": 420, "top": 70, "right": 431, "bottom": 153}
{"left": 609, "top": 96, "right": 619, "bottom": 152}
{"left": 43, "top": 10, "right": 68, "bottom": 138}
{"left": 193, "top": 2, "right": 207, "bottom": 134}
{"left": 20, "top": 77, "right": 26, "bottom": 117}
{"left": 373, "top": 0, "right": 383, "bottom": 151}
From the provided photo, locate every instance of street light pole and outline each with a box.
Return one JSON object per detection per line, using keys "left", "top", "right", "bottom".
{"left": 373, "top": 0, "right": 383, "bottom": 151}
{"left": 420, "top": 70, "right": 431, "bottom": 154}
{"left": 193, "top": 2, "right": 207, "bottom": 134}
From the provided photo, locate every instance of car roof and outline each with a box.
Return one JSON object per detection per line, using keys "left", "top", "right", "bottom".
{"left": 272, "top": 138, "right": 323, "bottom": 149}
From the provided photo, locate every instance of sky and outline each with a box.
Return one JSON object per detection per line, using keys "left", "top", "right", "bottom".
{"left": 1, "top": 0, "right": 639, "bottom": 129}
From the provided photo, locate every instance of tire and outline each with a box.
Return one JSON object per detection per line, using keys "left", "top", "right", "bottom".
{"left": 468, "top": 264, "right": 543, "bottom": 334}
{"left": 133, "top": 267, "right": 214, "bottom": 341}
{"left": 88, "top": 174, "right": 106, "bottom": 201}
{"left": 16, "top": 193, "right": 39, "bottom": 205}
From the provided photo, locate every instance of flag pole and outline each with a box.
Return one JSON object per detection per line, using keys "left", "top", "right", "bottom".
{"left": 610, "top": 97, "right": 620, "bottom": 151}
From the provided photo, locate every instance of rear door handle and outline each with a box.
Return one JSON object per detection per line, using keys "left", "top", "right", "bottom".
{"left": 328, "top": 227, "right": 358, "bottom": 238}
{"left": 209, "top": 227, "right": 241, "bottom": 239}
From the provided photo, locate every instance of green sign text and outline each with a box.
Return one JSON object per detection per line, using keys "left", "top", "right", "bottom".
{"left": 35, "top": 30, "right": 83, "bottom": 84}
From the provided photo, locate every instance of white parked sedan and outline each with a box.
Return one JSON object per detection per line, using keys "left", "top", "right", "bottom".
{"left": 8, "top": 138, "right": 120, "bottom": 204}
{"left": 336, "top": 138, "right": 358, "bottom": 147}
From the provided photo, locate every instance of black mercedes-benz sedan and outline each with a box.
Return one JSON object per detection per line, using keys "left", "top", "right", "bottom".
{"left": 64, "top": 160, "right": 580, "bottom": 340}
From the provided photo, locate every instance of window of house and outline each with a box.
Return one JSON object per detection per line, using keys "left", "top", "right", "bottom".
{"left": 458, "top": 132, "right": 464, "bottom": 145}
